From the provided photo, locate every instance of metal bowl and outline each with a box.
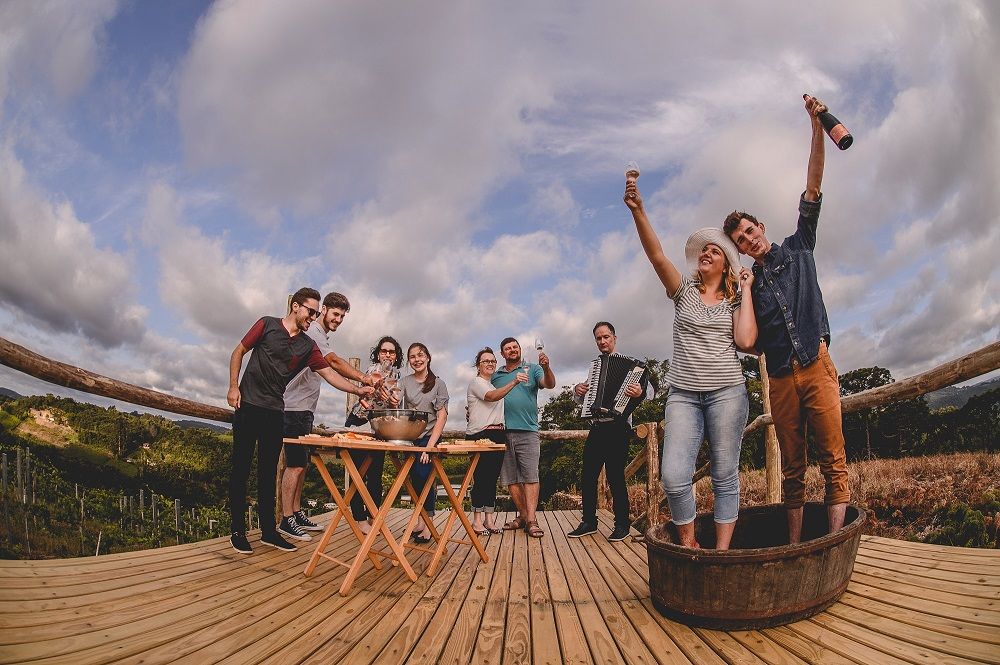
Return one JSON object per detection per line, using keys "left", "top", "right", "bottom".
{"left": 367, "top": 408, "right": 430, "bottom": 443}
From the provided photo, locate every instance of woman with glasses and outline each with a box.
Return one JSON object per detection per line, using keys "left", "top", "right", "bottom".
{"left": 400, "top": 342, "right": 449, "bottom": 544}
{"left": 466, "top": 347, "right": 526, "bottom": 535}
{"left": 345, "top": 335, "right": 404, "bottom": 534}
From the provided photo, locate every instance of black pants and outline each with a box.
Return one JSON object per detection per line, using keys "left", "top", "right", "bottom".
{"left": 230, "top": 403, "right": 283, "bottom": 535}
{"left": 581, "top": 419, "right": 631, "bottom": 528}
{"left": 349, "top": 449, "right": 386, "bottom": 521}
{"left": 467, "top": 429, "right": 506, "bottom": 511}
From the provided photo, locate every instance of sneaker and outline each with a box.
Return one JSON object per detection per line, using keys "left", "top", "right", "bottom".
{"left": 261, "top": 532, "right": 298, "bottom": 551}
{"left": 567, "top": 521, "right": 598, "bottom": 538}
{"left": 293, "top": 510, "right": 323, "bottom": 532}
{"left": 608, "top": 526, "right": 631, "bottom": 542}
{"left": 231, "top": 531, "right": 252, "bottom": 554}
{"left": 277, "top": 515, "right": 312, "bottom": 541}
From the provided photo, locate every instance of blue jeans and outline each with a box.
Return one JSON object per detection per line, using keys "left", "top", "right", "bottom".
{"left": 409, "top": 435, "right": 436, "bottom": 516}
{"left": 661, "top": 384, "right": 748, "bottom": 525}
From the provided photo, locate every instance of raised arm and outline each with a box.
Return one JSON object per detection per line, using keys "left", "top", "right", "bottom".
{"left": 325, "top": 351, "right": 376, "bottom": 386}
{"left": 315, "top": 365, "right": 374, "bottom": 397}
{"left": 624, "top": 182, "right": 682, "bottom": 297}
{"left": 538, "top": 351, "right": 556, "bottom": 390}
{"left": 484, "top": 374, "right": 527, "bottom": 402}
{"left": 803, "top": 95, "right": 826, "bottom": 203}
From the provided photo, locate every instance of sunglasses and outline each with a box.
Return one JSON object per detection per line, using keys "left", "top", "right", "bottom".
{"left": 298, "top": 304, "right": 320, "bottom": 319}
{"left": 378, "top": 348, "right": 397, "bottom": 355}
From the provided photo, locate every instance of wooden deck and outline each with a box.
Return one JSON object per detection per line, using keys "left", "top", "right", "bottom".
{"left": 0, "top": 509, "right": 998, "bottom": 664}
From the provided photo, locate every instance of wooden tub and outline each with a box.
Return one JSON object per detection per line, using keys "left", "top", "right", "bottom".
{"left": 645, "top": 502, "right": 866, "bottom": 629}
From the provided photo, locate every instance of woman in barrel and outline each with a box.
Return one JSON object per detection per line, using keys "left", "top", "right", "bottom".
{"left": 625, "top": 178, "right": 757, "bottom": 550}
{"left": 466, "top": 347, "right": 526, "bottom": 535}
{"left": 400, "top": 342, "right": 449, "bottom": 544}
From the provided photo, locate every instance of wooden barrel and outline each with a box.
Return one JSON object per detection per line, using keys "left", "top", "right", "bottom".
{"left": 645, "top": 502, "right": 866, "bottom": 629}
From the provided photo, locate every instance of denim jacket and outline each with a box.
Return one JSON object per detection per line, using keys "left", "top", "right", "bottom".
{"left": 750, "top": 194, "right": 831, "bottom": 377}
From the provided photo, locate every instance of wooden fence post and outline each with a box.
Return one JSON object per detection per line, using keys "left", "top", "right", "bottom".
{"left": 23, "top": 448, "right": 30, "bottom": 505}
{"left": 641, "top": 422, "right": 662, "bottom": 527}
{"left": 16, "top": 448, "right": 22, "bottom": 503}
{"left": 344, "top": 356, "right": 361, "bottom": 489}
{"left": 759, "top": 356, "right": 782, "bottom": 504}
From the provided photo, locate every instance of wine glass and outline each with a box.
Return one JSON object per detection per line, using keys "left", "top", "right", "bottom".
{"left": 534, "top": 337, "right": 544, "bottom": 363}
{"left": 625, "top": 160, "right": 640, "bottom": 199}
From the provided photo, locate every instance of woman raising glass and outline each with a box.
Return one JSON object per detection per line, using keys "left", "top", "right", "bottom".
{"left": 466, "top": 347, "right": 526, "bottom": 535}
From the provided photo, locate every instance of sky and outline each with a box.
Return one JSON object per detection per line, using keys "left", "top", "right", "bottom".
{"left": 0, "top": 1, "right": 998, "bottom": 429}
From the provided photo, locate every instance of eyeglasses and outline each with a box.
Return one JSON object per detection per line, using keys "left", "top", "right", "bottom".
{"left": 378, "top": 348, "right": 397, "bottom": 355}
{"left": 478, "top": 359, "right": 497, "bottom": 365}
{"left": 298, "top": 304, "right": 320, "bottom": 319}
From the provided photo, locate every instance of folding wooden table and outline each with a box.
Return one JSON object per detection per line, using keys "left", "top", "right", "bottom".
{"left": 286, "top": 434, "right": 504, "bottom": 595}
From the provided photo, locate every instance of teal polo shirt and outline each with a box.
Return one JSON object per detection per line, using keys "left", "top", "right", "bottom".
{"left": 491, "top": 364, "right": 544, "bottom": 432}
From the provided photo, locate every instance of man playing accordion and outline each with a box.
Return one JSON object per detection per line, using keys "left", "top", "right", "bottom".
{"left": 569, "top": 322, "right": 649, "bottom": 542}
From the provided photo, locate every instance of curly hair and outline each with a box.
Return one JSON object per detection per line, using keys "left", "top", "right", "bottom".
{"left": 369, "top": 336, "right": 403, "bottom": 369}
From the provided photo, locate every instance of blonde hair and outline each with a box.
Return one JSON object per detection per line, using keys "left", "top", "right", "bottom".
{"left": 692, "top": 262, "right": 739, "bottom": 303}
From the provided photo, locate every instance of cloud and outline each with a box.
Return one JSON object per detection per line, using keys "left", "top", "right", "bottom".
{"left": 140, "top": 182, "right": 308, "bottom": 340}
{"left": 0, "top": 147, "right": 145, "bottom": 347}
{"left": 0, "top": 0, "right": 120, "bottom": 109}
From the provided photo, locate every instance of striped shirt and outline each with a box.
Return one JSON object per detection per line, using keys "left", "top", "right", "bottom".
{"left": 666, "top": 276, "right": 745, "bottom": 391}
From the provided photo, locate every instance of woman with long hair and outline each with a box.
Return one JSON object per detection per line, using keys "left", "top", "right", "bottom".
{"left": 400, "top": 342, "right": 449, "bottom": 543}
{"left": 345, "top": 335, "right": 404, "bottom": 534}
{"left": 466, "top": 347, "right": 526, "bottom": 535}
{"left": 625, "top": 178, "right": 757, "bottom": 550}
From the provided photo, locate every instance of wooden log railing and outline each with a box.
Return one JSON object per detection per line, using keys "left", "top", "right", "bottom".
{"left": 1, "top": 335, "right": 998, "bottom": 529}
{"left": 0, "top": 338, "right": 232, "bottom": 423}
{"left": 601, "top": 340, "right": 1000, "bottom": 528}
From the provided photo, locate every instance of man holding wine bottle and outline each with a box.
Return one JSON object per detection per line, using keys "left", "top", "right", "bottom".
{"left": 723, "top": 95, "right": 850, "bottom": 544}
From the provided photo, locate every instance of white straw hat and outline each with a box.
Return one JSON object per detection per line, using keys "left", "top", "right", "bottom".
{"left": 684, "top": 228, "right": 742, "bottom": 275}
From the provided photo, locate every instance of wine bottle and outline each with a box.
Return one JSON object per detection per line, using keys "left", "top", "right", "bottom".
{"left": 804, "top": 94, "right": 853, "bottom": 150}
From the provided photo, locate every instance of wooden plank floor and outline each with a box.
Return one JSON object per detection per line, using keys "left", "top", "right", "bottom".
{"left": 0, "top": 509, "right": 998, "bottom": 664}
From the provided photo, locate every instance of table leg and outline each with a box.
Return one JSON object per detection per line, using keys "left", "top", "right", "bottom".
{"left": 314, "top": 454, "right": 371, "bottom": 540}
{"left": 389, "top": 454, "right": 441, "bottom": 547}
{"left": 340, "top": 454, "right": 418, "bottom": 596}
{"left": 425, "top": 453, "right": 488, "bottom": 576}
{"left": 305, "top": 452, "right": 381, "bottom": 577}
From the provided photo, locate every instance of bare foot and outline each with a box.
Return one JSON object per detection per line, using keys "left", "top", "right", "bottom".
{"left": 358, "top": 519, "right": 372, "bottom": 535}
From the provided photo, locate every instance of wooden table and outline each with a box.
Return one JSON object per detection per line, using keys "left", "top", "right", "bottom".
{"left": 286, "top": 434, "right": 505, "bottom": 596}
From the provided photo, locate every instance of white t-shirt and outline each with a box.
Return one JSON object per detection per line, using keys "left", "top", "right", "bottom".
{"left": 282, "top": 324, "right": 332, "bottom": 412}
{"left": 466, "top": 376, "right": 504, "bottom": 435}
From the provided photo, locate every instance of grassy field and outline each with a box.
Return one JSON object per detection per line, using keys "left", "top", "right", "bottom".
{"left": 616, "top": 451, "right": 1000, "bottom": 547}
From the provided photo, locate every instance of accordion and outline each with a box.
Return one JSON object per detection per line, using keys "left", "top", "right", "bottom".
{"left": 579, "top": 353, "right": 647, "bottom": 419}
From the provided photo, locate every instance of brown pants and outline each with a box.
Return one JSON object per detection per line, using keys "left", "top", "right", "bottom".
{"left": 768, "top": 342, "right": 850, "bottom": 508}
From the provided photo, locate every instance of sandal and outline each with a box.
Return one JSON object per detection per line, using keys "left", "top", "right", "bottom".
{"left": 525, "top": 520, "right": 544, "bottom": 538}
{"left": 502, "top": 517, "right": 525, "bottom": 531}
{"left": 473, "top": 528, "right": 489, "bottom": 536}
{"left": 412, "top": 532, "right": 432, "bottom": 544}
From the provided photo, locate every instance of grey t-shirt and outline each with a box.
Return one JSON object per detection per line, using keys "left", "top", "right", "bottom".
{"left": 282, "top": 324, "right": 332, "bottom": 412}
{"left": 401, "top": 373, "right": 449, "bottom": 436}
